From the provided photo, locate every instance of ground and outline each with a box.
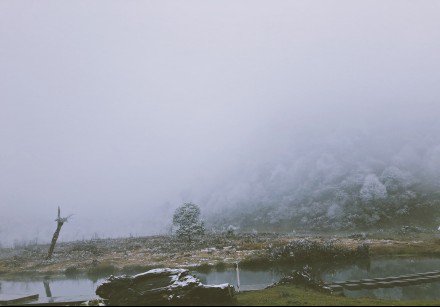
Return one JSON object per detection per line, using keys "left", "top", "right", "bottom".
{"left": 1, "top": 232, "right": 440, "bottom": 277}
{"left": 1, "top": 232, "right": 440, "bottom": 305}
{"left": 235, "top": 285, "right": 440, "bottom": 306}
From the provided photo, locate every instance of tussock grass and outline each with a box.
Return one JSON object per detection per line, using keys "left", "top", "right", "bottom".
{"left": 86, "top": 262, "right": 117, "bottom": 278}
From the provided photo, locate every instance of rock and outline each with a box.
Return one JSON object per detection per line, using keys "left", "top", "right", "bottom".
{"left": 267, "top": 265, "right": 330, "bottom": 292}
{"left": 96, "top": 268, "right": 235, "bottom": 306}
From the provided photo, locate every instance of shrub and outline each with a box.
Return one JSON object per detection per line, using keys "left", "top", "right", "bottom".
{"left": 173, "top": 203, "right": 205, "bottom": 242}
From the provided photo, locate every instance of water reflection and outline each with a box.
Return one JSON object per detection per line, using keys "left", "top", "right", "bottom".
{"left": 0, "top": 277, "right": 101, "bottom": 304}
{"left": 322, "top": 257, "right": 440, "bottom": 300}
{"left": 43, "top": 279, "right": 54, "bottom": 303}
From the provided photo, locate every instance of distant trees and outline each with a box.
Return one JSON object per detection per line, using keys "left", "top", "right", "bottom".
{"left": 359, "top": 174, "right": 387, "bottom": 203}
{"left": 209, "top": 164, "right": 440, "bottom": 232}
{"left": 173, "top": 203, "right": 205, "bottom": 242}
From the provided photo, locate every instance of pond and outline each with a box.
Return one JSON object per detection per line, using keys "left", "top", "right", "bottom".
{"left": 322, "top": 257, "right": 440, "bottom": 300}
{"left": 0, "top": 278, "right": 102, "bottom": 304}
{"left": 1, "top": 257, "right": 440, "bottom": 303}
{"left": 193, "top": 257, "right": 440, "bottom": 300}
{"left": 194, "top": 257, "right": 440, "bottom": 301}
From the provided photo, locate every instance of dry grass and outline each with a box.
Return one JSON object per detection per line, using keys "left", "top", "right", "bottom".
{"left": 1, "top": 233, "right": 440, "bottom": 278}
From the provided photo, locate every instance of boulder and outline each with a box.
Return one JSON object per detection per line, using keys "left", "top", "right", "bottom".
{"left": 96, "top": 268, "right": 235, "bottom": 306}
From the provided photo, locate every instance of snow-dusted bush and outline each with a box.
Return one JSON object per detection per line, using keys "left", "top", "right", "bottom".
{"left": 225, "top": 225, "right": 239, "bottom": 237}
{"left": 380, "top": 166, "right": 413, "bottom": 193}
{"left": 173, "top": 203, "right": 205, "bottom": 242}
{"left": 359, "top": 174, "right": 387, "bottom": 203}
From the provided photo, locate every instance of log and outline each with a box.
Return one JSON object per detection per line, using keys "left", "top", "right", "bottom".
{"left": 0, "top": 294, "right": 39, "bottom": 305}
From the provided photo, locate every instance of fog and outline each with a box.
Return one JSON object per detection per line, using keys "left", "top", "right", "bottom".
{"left": 1, "top": 1, "right": 440, "bottom": 245}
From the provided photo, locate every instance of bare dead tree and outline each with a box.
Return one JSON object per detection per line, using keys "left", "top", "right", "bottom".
{"left": 46, "top": 207, "right": 72, "bottom": 260}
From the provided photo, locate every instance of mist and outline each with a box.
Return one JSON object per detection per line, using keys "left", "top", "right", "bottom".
{"left": 1, "top": 1, "right": 440, "bottom": 246}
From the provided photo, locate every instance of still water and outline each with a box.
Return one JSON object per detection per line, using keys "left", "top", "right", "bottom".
{"left": 322, "top": 257, "right": 440, "bottom": 300}
{"left": 1, "top": 257, "right": 440, "bottom": 303}
{"left": 0, "top": 278, "right": 102, "bottom": 304}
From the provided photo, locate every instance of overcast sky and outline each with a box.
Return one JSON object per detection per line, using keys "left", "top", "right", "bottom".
{"left": 1, "top": 1, "right": 440, "bottom": 245}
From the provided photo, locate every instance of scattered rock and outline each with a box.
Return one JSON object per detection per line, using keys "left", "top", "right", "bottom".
{"left": 96, "top": 268, "right": 235, "bottom": 306}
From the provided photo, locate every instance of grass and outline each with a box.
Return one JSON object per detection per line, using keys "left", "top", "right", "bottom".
{"left": 239, "top": 255, "right": 273, "bottom": 270}
{"left": 195, "top": 263, "right": 213, "bottom": 273}
{"left": 270, "top": 239, "right": 370, "bottom": 264}
{"left": 215, "top": 261, "right": 228, "bottom": 271}
{"left": 86, "top": 262, "right": 117, "bottom": 278}
{"left": 370, "top": 239, "right": 440, "bottom": 258}
{"left": 240, "top": 239, "right": 369, "bottom": 270}
{"left": 3, "top": 233, "right": 440, "bottom": 280}
{"left": 235, "top": 285, "right": 440, "bottom": 306}
{"left": 64, "top": 266, "right": 80, "bottom": 277}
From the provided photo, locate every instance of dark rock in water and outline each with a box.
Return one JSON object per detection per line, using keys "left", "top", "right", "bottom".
{"left": 96, "top": 268, "right": 235, "bottom": 306}
{"left": 267, "top": 265, "right": 330, "bottom": 292}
